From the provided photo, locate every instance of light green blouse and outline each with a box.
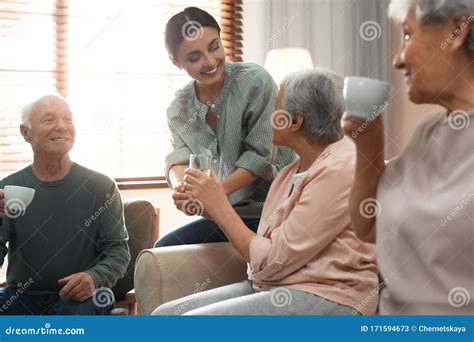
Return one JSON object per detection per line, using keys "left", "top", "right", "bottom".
{"left": 165, "top": 62, "right": 295, "bottom": 218}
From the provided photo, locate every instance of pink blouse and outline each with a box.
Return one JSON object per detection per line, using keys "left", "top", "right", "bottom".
{"left": 248, "top": 137, "right": 379, "bottom": 315}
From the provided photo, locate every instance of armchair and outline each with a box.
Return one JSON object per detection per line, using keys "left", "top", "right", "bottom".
{"left": 134, "top": 242, "right": 247, "bottom": 315}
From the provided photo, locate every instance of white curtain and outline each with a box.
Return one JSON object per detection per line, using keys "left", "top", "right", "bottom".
{"left": 259, "top": 0, "right": 390, "bottom": 81}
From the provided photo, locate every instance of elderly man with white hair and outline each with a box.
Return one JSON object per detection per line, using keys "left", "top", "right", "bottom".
{"left": 0, "top": 95, "right": 130, "bottom": 315}
{"left": 344, "top": 0, "right": 474, "bottom": 314}
{"left": 152, "top": 68, "right": 378, "bottom": 316}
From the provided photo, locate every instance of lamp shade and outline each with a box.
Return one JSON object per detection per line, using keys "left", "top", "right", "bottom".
{"left": 264, "top": 48, "right": 314, "bottom": 86}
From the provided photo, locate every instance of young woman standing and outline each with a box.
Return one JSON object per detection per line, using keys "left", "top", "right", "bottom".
{"left": 155, "top": 7, "right": 294, "bottom": 247}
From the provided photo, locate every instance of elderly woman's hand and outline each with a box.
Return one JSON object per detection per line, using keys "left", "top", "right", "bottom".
{"left": 343, "top": 112, "right": 385, "bottom": 158}
{"left": 183, "top": 169, "right": 230, "bottom": 221}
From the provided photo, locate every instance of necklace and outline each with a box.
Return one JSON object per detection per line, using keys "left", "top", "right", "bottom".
{"left": 206, "top": 100, "right": 216, "bottom": 110}
{"left": 195, "top": 82, "right": 220, "bottom": 111}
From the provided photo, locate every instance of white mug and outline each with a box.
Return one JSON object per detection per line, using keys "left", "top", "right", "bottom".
{"left": 3, "top": 185, "right": 36, "bottom": 215}
{"left": 343, "top": 76, "right": 391, "bottom": 120}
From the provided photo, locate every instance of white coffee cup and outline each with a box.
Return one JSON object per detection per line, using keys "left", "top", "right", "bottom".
{"left": 343, "top": 76, "right": 391, "bottom": 120}
{"left": 3, "top": 185, "right": 36, "bottom": 215}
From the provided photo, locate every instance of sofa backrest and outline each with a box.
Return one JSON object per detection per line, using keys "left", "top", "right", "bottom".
{"left": 112, "top": 200, "right": 159, "bottom": 300}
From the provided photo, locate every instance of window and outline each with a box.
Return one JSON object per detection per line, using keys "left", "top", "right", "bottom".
{"left": 0, "top": 0, "right": 243, "bottom": 180}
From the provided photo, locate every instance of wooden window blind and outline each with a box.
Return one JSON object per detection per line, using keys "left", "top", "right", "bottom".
{"left": 0, "top": 0, "right": 243, "bottom": 180}
{"left": 220, "top": 0, "right": 243, "bottom": 62}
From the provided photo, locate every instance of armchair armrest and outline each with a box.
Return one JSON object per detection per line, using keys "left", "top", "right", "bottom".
{"left": 134, "top": 242, "right": 247, "bottom": 315}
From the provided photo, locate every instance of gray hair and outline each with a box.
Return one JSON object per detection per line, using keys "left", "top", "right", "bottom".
{"left": 20, "top": 93, "right": 66, "bottom": 128}
{"left": 280, "top": 67, "right": 344, "bottom": 145}
{"left": 388, "top": 0, "right": 474, "bottom": 53}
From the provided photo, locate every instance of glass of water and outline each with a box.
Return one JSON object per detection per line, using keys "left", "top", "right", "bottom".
{"left": 189, "top": 154, "right": 212, "bottom": 175}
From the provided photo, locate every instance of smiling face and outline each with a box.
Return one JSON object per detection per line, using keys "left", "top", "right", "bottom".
{"left": 392, "top": 6, "right": 463, "bottom": 104}
{"left": 172, "top": 26, "right": 226, "bottom": 86}
{"left": 21, "top": 96, "right": 76, "bottom": 157}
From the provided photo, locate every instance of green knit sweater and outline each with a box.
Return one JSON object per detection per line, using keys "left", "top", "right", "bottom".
{"left": 0, "top": 163, "right": 130, "bottom": 294}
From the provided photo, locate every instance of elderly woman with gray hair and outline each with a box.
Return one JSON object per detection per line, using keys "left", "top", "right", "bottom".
{"left": 153, "top": 68, "right": 378, "bottom": 316}
{"left": 344, "top": 0, "right": 473, "bottom": 315}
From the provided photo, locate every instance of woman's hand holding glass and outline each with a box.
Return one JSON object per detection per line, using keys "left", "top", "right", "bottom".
{"left": 182, "top": 168, "right": 231, "bottom": 222}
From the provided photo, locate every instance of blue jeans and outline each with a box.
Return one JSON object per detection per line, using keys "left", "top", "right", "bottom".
{"left": 153, "top": 280, "right": 360, "bottom": 315}
{"left": 0, "top": 287, "right": 112, "bottom": 315}
{"left": 155, "top": 217, "right": 260, "bottom": 247}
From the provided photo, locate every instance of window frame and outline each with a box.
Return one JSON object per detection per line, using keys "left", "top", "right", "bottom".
{"left": 0, "top": 0, "right": 243, "bottom": 187}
